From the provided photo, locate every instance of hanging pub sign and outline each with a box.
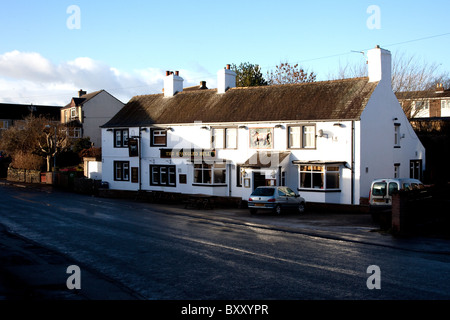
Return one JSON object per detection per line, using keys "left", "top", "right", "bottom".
{"left": 160, "top": 148, "right": 216, "bottom": 161}
{"left": 128, "top": 138, "right": 139, "bottom": 157}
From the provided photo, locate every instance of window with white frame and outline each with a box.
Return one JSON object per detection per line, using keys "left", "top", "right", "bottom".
{"left": 114, "top": 161, "right": 130, "bottom": 181}
{"left": 151, "top": 129, "right": 167, "bottom": 146}
{"left": 150, "top": 165, "right": 176, "bottom": 187}
{"left": 70, "top": 107, "right": 78, "bottom": 120}
{"left": 194, "top": 163, "right": 226, "bottom": 185}
{"left": 288, "top": 125, "right": 316, "bottom": 149}
{"left": 441, "top": 100, "right": 450, "bottom": 117}
{"left": 212, "top": 128, "right": 237, "bottom": 149}
{"left": 411, "top": 100, "right": 429, "bottom": 118}
{"left": 299, "top": 165, "right": 340, "bottom": 190}
{"left": 394, "top": 163, "right": 400, "bottom": 178}
{"left": 114, "top": 129, "right": 129, "bottom": 148}
{"left": 394, "top": 124, "right": 401, "bottom": 147}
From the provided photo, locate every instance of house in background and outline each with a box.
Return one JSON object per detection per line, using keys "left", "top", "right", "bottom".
{"left": 61, "top": 89, "right": 125, "bottom": 147}
{"left": 0, "top": 103, "right": 61, "bottom": 137}
{"left": 396, "top": 84, "right": 450, "bottom": 132}
{"left": 396, "top": 83, "right": 450, "bottom": 119}
{"left": 100, "top": 46, "right": 425, "bottom": 207}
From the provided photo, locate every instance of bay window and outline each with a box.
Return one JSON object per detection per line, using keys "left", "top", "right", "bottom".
{"left": 299, "top": 165, "right": 340, "bottom": 190}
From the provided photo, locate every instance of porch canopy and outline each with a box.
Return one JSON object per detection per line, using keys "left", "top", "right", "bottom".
{"left": 241, "top": 152, "right": 291, "bottom": 169}
{"left": 291, "top": 160, "right": 348, "bottom": 167}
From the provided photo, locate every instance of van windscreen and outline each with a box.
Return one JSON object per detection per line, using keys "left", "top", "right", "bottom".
{"left": 372, "top": 182, "right": 387, "bottom": 196}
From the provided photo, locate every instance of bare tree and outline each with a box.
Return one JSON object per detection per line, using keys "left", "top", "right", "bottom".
{"left": 0, "top": 115, "right": 71, "bottom": 172}
{"left": 38, "top": 124, "right": 71, "bottom": 172}
{"left": 266, "top": 61, "right": 316, "bottom": 85}
{"left": 330, "top": 50, "right": 448, "bottom": 118}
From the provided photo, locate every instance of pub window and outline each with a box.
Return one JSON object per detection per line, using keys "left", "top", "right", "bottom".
{"left": 150, "top": 165, "right": 176, "bottom": 187}
{"left": 394, "top": 124, "right": 401, "bottom": 148}
{"left": 194, "top": 163, "right": 226, "bottom": 185}
{"left": 288, "top": 125, "right": 316, "bottom": 149}
{"left": 114, "top": 129, "right": 129, "bottom": 148}
{"left": 212, "top": 128, "right": 237, "bottom": 149}
{"left": 151, "top": 129, "right": 167, "bottom": 146}
{"left": 299, "top": 165, "right": 340, "bottom": 190}
{"left": 114, "top": 161, "right": 130, "bottom": 181}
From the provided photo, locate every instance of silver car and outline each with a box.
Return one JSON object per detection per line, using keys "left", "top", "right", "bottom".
{"left": 248, "top": 186, "right": 306, "bottom": 215}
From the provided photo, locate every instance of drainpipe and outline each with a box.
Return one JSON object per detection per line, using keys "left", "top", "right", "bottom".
{"left": 351, "top": 120, "right": 355, "bottom": 205}
{"left": 228, "top": 163, "right": 232, "bottom": 197}
{"left": 139, "top": 127, "right": 142, "bottom": 192}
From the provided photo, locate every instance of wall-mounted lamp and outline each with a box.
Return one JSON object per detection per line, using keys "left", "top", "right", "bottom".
{"left": 167, "top": 127, "right": 174, "bottom": 132}
{"left": 201, "top": 126, "right": 210, "bottom": 130}
{"left": 393, "top": 117, "right": 398, "bottom": 121}
{"left": 333, "top": 123, "right": 344, "bottom": 127}
{"left": 317, "top": 129, "right": 328, "bottom": 138}
{"left": 274, "top": 124, "right": 285, "bottom": 129}
{"left": 238, "top": 125, "right": 248, "bottom": 129}
{"left": 140, "top": 127, "right": 148, "bottom": 132}
{"left": 106, "top": 129, "right": 113, "bottom": 132}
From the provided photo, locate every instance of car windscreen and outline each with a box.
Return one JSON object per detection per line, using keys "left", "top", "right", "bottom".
{"left": 251, "top": 188, "right": 275, "bottom": 196}
{"left": 372, "top": 182, "right": 387, "bottom": 196}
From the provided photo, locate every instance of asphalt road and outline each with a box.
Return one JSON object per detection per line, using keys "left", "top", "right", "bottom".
{"left": 1, "top": 182, "right": 450, "bottom": 302}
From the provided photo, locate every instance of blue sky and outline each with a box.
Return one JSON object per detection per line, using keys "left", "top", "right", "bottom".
{"left": 1, "top": 0, "right": 449, "bottom": 105}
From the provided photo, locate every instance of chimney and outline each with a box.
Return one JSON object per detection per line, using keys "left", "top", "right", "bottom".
{"left": 78, "top": 89, "right": 87, "bottom": 97}
{"left": 164, "top": 70, "right": 183, "bottom": 97}
{"left": 200, "top": 81, "right": 208, "bottom": 89}
{"left": 367, "top": 45, "right": 392, "bottom": 86}
{"left": 435, "top": 83, "right": 445, "bottom": 93}
{"left": 217, "top": 64, "right": 236, "bottom": 94}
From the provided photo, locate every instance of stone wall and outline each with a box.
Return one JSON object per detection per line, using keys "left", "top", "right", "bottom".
{"left": 7, "top": 167, "right": 41, "bottom": 184}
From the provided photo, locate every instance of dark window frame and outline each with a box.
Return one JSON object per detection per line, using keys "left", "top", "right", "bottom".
{"left": 287, "top": 124, "right": 316, "bottom": 149}
{"left": 150, "top": 165, "right": 176, "bottom": 187}
{"left": 150, "top": 128, "right": 168, "bottom": 147}
{"left": 114, "top": 129, "right": 129, "bottom": 148}
{"left": 114, "top": 161, "right": 130, "bottom": 181}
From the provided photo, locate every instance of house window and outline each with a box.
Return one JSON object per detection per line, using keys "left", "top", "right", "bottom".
{"left": 212, "top": 128, "right": 237, "bottom": 149}
{"left": 114, "top": 129, "right": 129, "bottom": 148}
{"left": 0, "top": 120, "right": 8, "bottom": 130}
{"left": 114, "top": 161, "right": 130, "bottom": 181}
{"left": 150, "top": 165, "right": 176, "bottom": 187}
{"left": 394, "top": 124, "right": 401, "bottom": 147}
{"left": 71, "top": 107, "right": 78, "bottom": 120}
{"left": 394, "top": 163, "right": 400, "bottom": 178}
{"left": 299, "top": 165, "right": 340, "bottom": 190}
{"left": 411, "top": 100, "right": 429, "bottom": 118}
{"left": 288, "top": 125, "right": 316, "bottom": 149}
{"left": 441, "top": 100, "right": 450, "bottom": 117}
{"left": 151, "top": 129, "right": 167, "bottom": 146}
{"left": 193, "top": 163, "right": 226, "bottom": 185}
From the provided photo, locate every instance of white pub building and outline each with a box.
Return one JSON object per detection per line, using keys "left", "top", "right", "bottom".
{"left": 101, "top": 46, "right": 425, "bottom": 207}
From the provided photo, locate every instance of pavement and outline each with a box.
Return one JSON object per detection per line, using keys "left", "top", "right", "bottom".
{"left": 1, "top": 179, "right": 450, "bottom": 301}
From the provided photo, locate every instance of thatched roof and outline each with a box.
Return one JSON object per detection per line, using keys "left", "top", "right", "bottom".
{"left": 103, "top": 77, "right": 378, "bottom": 128}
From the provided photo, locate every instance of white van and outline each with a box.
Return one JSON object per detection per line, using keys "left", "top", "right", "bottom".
{"left": 369, "top": 178, "right": 424, "bottom": 208}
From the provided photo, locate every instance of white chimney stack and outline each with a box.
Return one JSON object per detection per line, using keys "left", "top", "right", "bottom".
{"left": 217, "top": 64, "right": 236, "bottom": 94}
{"left": 164, "top": 70, "right": 183, "bottom": 97}
{"left": 367, "top": 45, "right": 392, "bottom": 86}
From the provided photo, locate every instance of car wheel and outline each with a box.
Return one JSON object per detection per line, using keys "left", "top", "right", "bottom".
{"left": 298, "top": 202, "right": 306, "bottom": 214}
{"left": 274, "top": 205, "right": 282, "bottom": 215}
{"left": 250, "top": 209, "right": 257, "bottom": 215}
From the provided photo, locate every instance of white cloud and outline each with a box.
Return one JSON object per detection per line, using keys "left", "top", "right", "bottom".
{"left": 0, "top": 50, "right": 217, "bottom": 106}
